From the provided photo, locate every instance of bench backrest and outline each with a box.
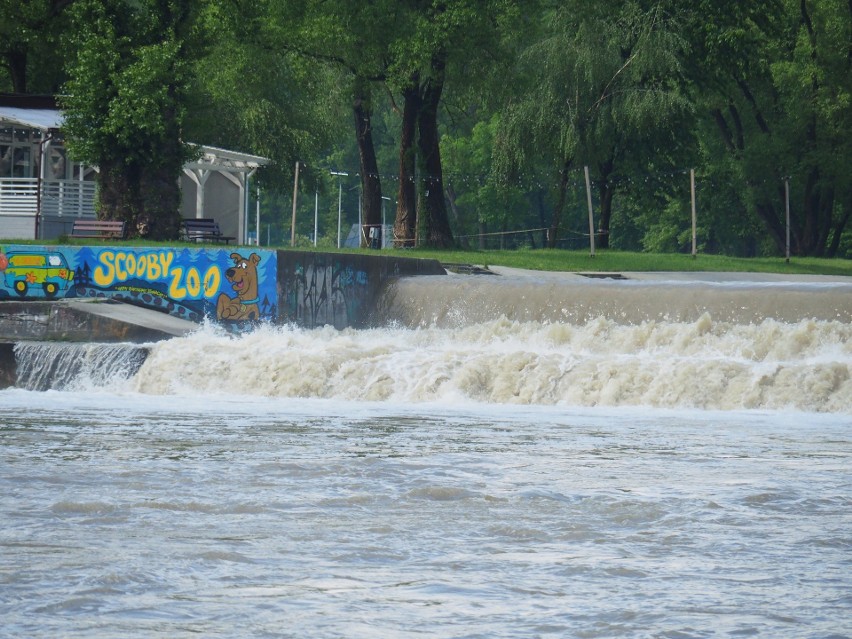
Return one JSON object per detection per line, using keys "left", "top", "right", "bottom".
{"left": 183, "top": 219, "right": 220, "bottom": 229}
{"left": 182, "top": 219, "right": 222, "bottom": 236}
{"left": 71, "top": 219, "right": 126, "bottom": 237}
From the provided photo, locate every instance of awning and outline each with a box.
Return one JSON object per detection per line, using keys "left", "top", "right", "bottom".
{"left": 184, "top": 145, "right": 270, "bottom": 173}
{"left": 0, "top": 107, "right": 64, "bottom": 131}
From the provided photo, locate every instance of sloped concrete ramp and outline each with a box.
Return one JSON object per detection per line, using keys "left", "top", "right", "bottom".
{"left": 0, "top": 299, "right": 198, "bottom": 343}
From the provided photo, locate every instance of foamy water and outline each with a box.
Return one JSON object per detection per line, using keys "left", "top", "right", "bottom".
{"left": 120, "top": 314, "right": 851, "bottom": 412}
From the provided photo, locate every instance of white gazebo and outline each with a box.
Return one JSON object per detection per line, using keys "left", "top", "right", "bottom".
{"left": 181, "top": 145, "right": 269, "bottom": 245}
{"left": 0, "top": 95, "right": 268, "bottom": 243}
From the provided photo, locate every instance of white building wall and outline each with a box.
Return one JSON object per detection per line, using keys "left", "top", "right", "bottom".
{"left": 204, "top": 172, "right": 241, "bottom": 239}
{"left": 0, "top": 215, "right": 36, "bottom": 240}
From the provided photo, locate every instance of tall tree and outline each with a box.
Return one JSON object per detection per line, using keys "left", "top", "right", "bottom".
{"left": 185, "top": 0, "right": 343, "bottom": 202}
{"left": 393, "top": 81, "right": 421, "bottom": 246}
{"left": 682, "top": 0, "right": 851, "bottom": 256}
{"left": 383, "top": 1, "right": 521, "bottom": 248}
{"left": 496, "top": 0, "right": 688, "bottom": 248}
{"left": 257, "top": 0, "right": 403, "bottom": 246}
{"left": 62, "top": 0, "right": 203, "bottom": 240}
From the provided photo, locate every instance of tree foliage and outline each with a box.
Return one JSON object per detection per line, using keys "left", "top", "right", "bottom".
{"left": 62, "top": 0, "right": 202, "bottom": 239}
{"left": 5, "top": 0, "right": 849, "bottom": 255}
{"left": 0, "top": 0, "right": 75, "bottom": 93}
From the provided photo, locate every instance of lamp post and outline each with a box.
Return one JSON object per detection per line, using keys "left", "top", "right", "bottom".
{"left": 381, "top": 196, "right": 391, "bottom": 249}
{"left": 330, "top": 170, "right": 348, "bottom": 249}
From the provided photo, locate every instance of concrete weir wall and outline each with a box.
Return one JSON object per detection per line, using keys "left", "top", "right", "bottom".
{"left": 277, "top": 250, "right": 445, "bottom": 329}
{"left": 0, "top": 244, "right": 445, "bottom": 341}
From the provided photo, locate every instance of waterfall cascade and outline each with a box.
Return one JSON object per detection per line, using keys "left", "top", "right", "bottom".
{"left": 13, "top": 342, "right": 149, "bottom": 391}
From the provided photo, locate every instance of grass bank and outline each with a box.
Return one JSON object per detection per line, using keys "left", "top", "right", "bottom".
{"left": 3, "top": 237, "right": 850, "bottom": 277}
{"left": 401, "top": 247, "right": 852, "bottom": 277}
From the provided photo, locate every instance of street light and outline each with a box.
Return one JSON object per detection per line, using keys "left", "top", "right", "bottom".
{"left": 330, "top": 171, "right": 348, "bottom": 249}
{"left": 381, "top": 196, "right": 391, "bottom": 249}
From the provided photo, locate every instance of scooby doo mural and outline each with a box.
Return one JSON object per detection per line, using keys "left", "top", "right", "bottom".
{"left": 0, "top": 244, "right": 277, "bottom": 325}
{"left": 217, "top": 252, "right": 263, "bottom": 321}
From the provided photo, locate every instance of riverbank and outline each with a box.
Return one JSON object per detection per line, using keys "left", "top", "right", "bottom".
{"left": 4, "top": 239, "right": 850, "bottom": 277}
{"left": 409, "top": 247, "right": 852, "bottom": 277}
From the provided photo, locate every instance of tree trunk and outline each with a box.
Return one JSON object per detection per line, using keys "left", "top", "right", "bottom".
{"left": 445, "top": 182, "right": 460, "bottom": 224}
{"left": 815, "top": 184, "right": 835, "bottom": 257}
{"left": 139, "top": 99, "right": 184, "bottom": 241}
{"left": 598, "top": 182, "right": 613, "bottom": 249}
{"left": 96, "top": 156, "right": 182, "bottom": 241}
{"left": 7, "top": 45, "right": 27, "bottom": 93}
{"left": 416, "top": 53, "right": 454, "bottom": 249}
{"left": 394, "top": 80, "right": 419, "bottom": 248}
{"left": 547, "top": 157, "right": 572, "bottom": 248}
{"left": 753, "top": 200, "right": 788, "bottom": 253}
{"left": 139, "top": 161, "right": 183, "bottom": 240}
{"left": 536, "top": 189, "right": 548, "bottom": 247}
{"left": 597, "top": 155, "right": 615, "bottom": 249}
{"left": 96, "top": 98, "right": 183, "bottom": 241}
{"left": 826, "top": 196, "right": 851, "bottom": 257}
{"left": 97, "top": 159, "right": 141, "bottom": 224}
{"left": 353, "top": 76, "right": 382, "bottom": 248}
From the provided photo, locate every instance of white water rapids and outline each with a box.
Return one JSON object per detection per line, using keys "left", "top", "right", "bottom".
{"left": 122, "top": 312, "right": 848, "bottom": 412}
{"left": 12, "top": 271, "right": 849, "bottom": 413}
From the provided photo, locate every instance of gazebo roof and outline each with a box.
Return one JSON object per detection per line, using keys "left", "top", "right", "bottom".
{"left": 0, "top": 95, "right": 269, "bottom": 171}
{"left": 185, "top": 145, "right": 269, "bottom": 172}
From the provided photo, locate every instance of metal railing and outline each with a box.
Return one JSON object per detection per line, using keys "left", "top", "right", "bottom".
{"left": 40, "top": 179, "right": 97, "bottom": 218}
{"left": 0, "top": 178, "right": 96, "bottom": 218}
{"left": 0, "top": 178, "right": 38, "bottom": 216}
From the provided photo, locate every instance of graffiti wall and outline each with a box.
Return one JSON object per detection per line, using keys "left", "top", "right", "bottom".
{"left": 276, "top": 251, "right": 446, "bottom": 329}
{"left": 0, "top": 244, "right": 278, "bottom": 324}
{"left": 278, "top": 257, "right": 369, "bottom": 329}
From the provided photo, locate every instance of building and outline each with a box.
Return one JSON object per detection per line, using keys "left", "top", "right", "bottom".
{"left": 0, "top": 94, "right": 268, "bottom": 243}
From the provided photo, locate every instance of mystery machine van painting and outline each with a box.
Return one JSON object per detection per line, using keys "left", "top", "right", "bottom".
{"left": 0, "top": 250, "right": 74, "bottom": 298}
{"left": 0, "top": 245, "right": 278, "bottom": 325}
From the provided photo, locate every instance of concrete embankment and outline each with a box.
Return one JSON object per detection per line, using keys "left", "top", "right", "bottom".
{"left": 0, "top": 298, "right": 199, "bottom": 343}
{"left": 0, "top": 300, "right": 198, "bottom": 389}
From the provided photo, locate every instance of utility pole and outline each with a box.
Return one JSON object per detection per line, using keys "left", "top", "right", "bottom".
{"left": 331, "top": 171, "right": 348, "bottom": 248}
{"left": 291, "top": 161, "right": 300, "bottom": 247}
{"left": 584, "top": 166, "right": 595, "bottom": 257}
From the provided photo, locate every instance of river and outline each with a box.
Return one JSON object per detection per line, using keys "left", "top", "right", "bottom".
{"left": 1, "top": 271, "right": 850, "bottom": 638}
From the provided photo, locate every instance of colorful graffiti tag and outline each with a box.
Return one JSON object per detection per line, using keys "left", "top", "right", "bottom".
{"left": 0, "top": 245, "right": 278, "bottom": 324}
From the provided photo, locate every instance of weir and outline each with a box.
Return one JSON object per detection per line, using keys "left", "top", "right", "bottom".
{"left": 380, "top": 269, "right": 852, "bottom": 326}
{"left": 13, "top": 342, "right": 149, "bottom": 391}
{"left": 2, "top": 242, "right": 850, "bottom": 407}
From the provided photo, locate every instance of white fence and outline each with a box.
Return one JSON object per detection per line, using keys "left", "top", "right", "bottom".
{"left": 0, "top": 178, "right": 39, "bottom": 216}
{"left": 0, "top": 178, "right": 96, "bottom": 219}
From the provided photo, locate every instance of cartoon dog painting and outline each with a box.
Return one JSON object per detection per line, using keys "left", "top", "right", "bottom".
{"left": 217, "top": 252, "right": 262, "bottom": 320}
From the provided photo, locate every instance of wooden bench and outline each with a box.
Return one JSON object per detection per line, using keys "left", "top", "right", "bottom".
{"left": 70, "top": 219, "right": 126, "bottom": 240}
{"left": 181, "top": 218, "right": 235, "bottom": 244}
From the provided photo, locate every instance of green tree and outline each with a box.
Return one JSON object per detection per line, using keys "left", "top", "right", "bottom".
{"left": 62, "top": 0, "right": 203, "bottom": 240}
{"left": 241, "top": 0, "right": 404, "bottom": 247}
{"left": 0, "top": 0, "right": 76, "bottom": 93}
{"left": 683, "top": 0, "right": 851, "bottom": 257}
{"left": 496, "top": 0, "right": 688, "bottom": 248}
{"left": 185, "top": 0, "right": 344, "bottom": 204}
{"left": 388, "top": 0, "right": 520, "bottom": 248}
